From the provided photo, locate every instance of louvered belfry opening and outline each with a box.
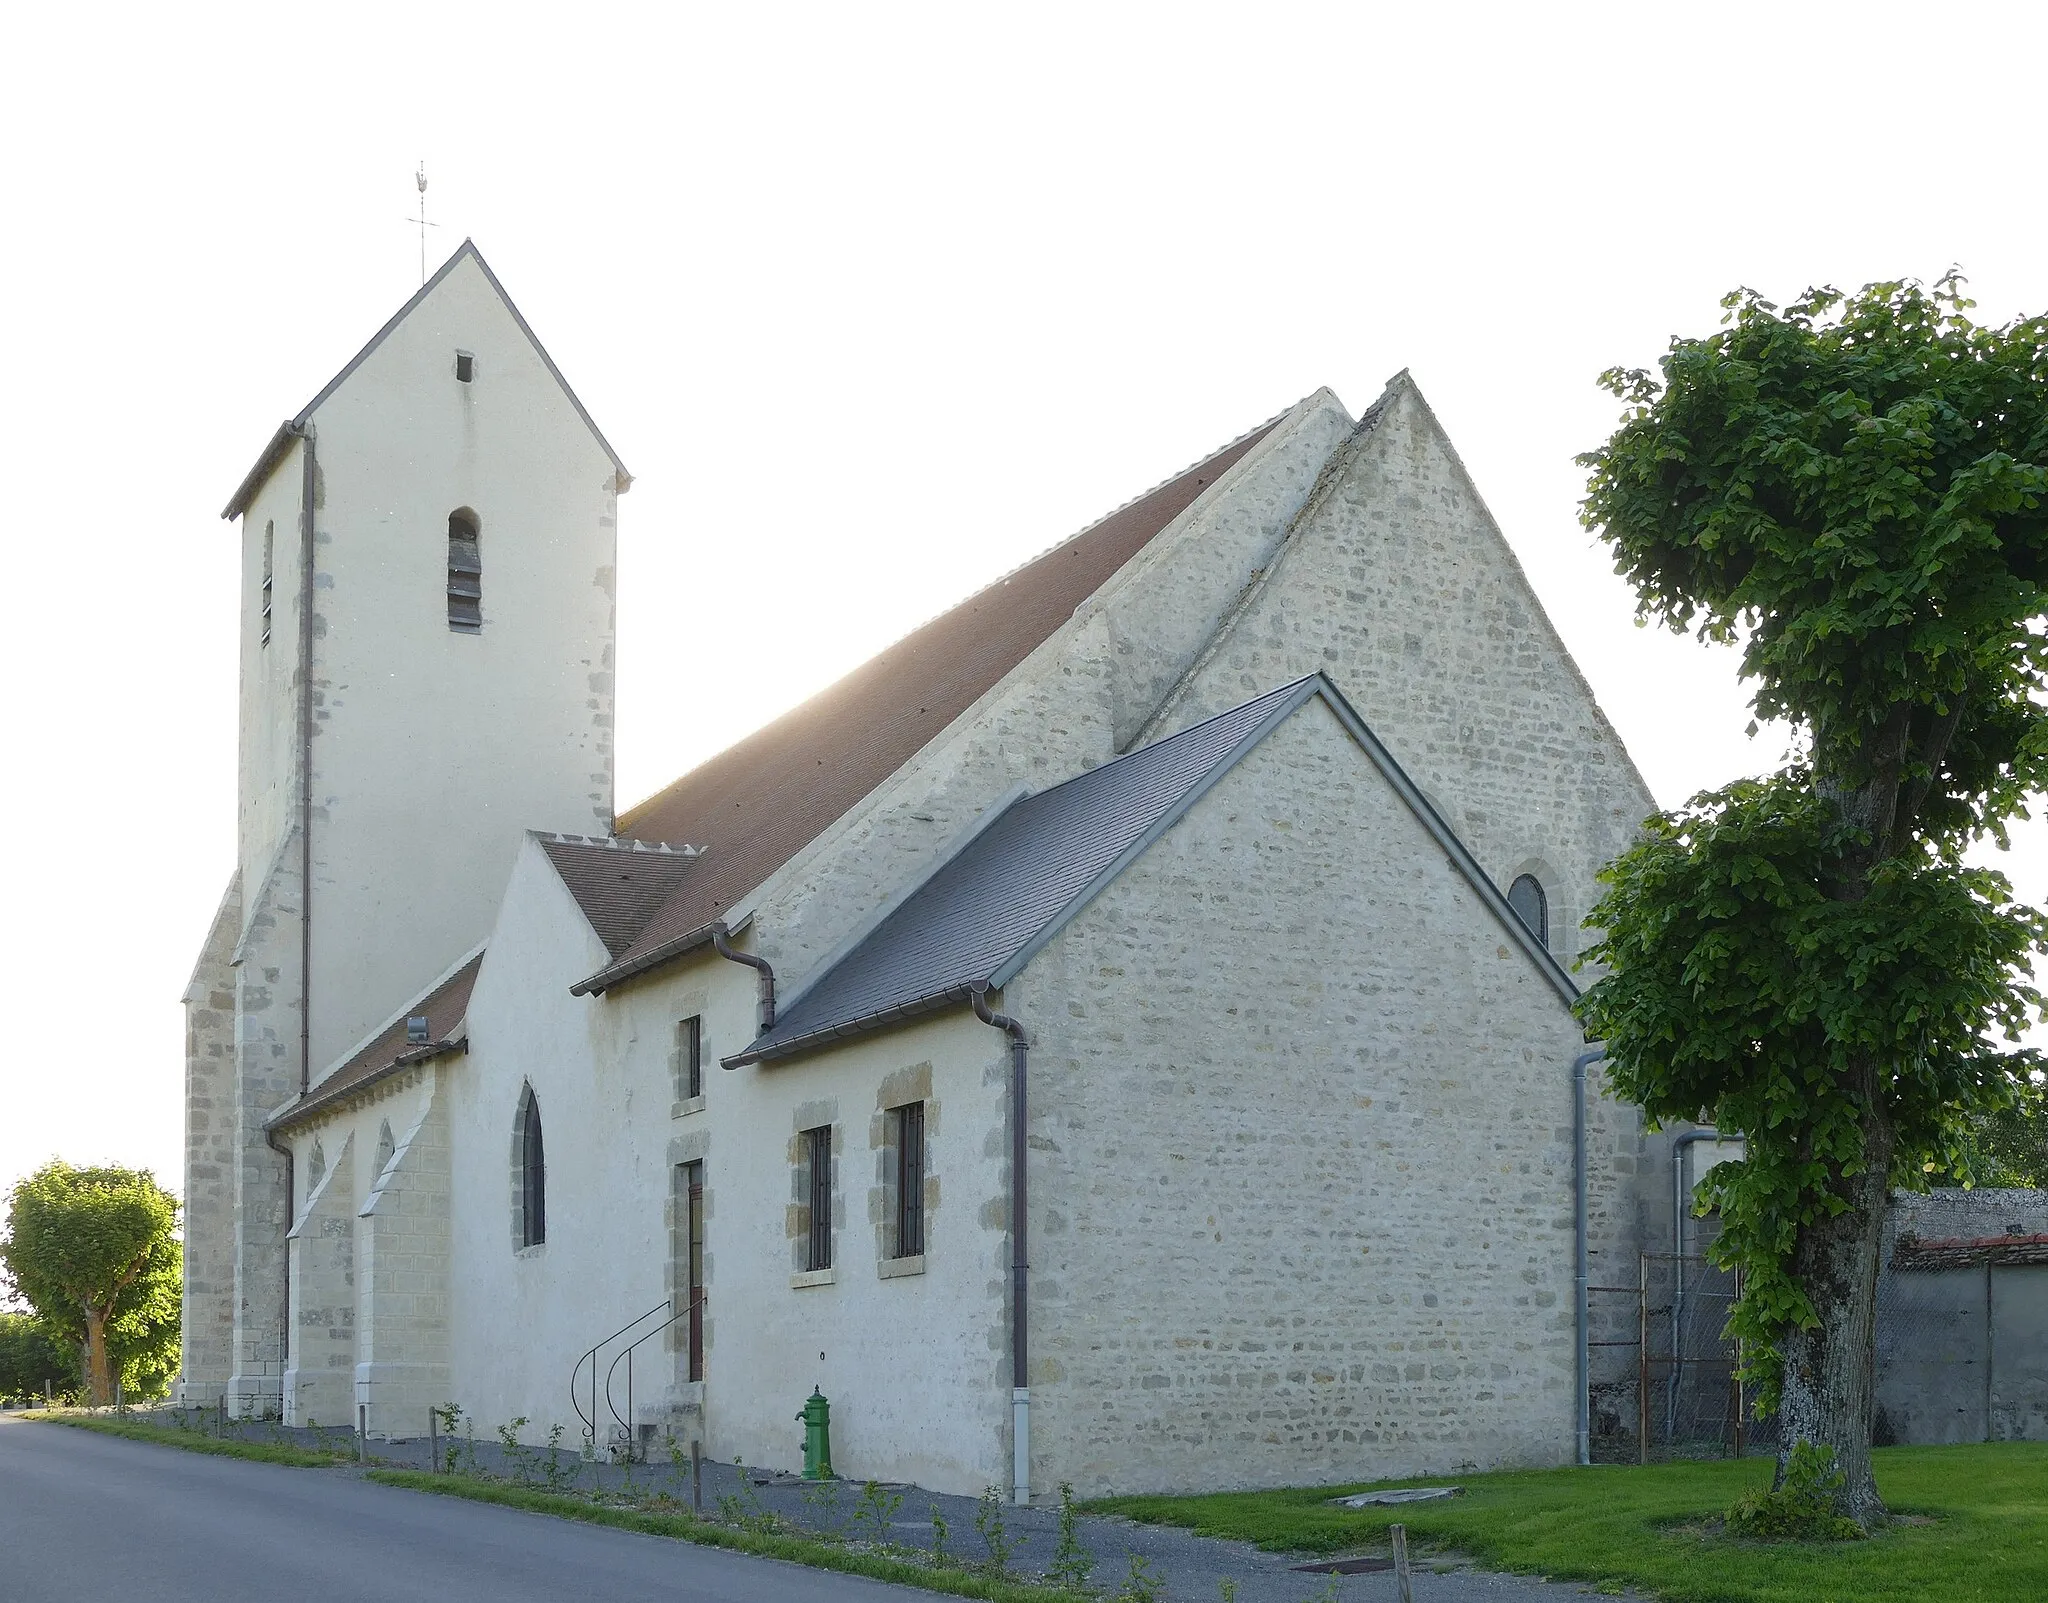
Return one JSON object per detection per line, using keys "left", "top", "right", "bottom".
{"left": 447, "top": 508, "right": 482, "bottom": 632}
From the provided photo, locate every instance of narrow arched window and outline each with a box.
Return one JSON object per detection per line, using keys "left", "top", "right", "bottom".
{"left": 1507, "top": 874, "right": 1548, "bottom": 946}
{"left": 447, "top": 508, "right": 482, "bottom": 633}
{"left": 374, "top": 1120, "right": 396, "bottom": 1178}
{"left": 514, "top": 1086, "right": 546, "bottom": 1248}
{"left": 306, "top": 1139, "right": 326, "bottom": 1193}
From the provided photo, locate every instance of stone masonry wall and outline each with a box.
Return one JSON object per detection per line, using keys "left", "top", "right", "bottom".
{"left": 355, "top": 1075, "right": 453, "bottom": 1439}
{"left": 228, "top": 851, "right": 302, "bottom": 1418}
{"left": 283, "top": 1132, "right": 355, "bottom": 1427}
{"left": 1016, "top": 699, "right": 1591, "bottom": 1496}
{"left": 179, "top": 874, "right": 241, "bottom": 1404}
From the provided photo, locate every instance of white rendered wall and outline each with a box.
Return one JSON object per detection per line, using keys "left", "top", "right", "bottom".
{"left": 234, "top": 251, "right": 621, "bottom": 1081}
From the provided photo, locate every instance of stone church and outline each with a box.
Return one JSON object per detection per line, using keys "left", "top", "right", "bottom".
{"left": 180, "top": 240, "right": 1706, "bottom": 1499}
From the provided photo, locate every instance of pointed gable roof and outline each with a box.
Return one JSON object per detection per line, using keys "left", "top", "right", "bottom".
{"left": 568, "top": 412, "right": 1285, "bottom": 995}
{"left": 221, "top": 239, "right": 629, "bottom": 520}
{"left": 726, "top": 674, "right": 1578, "bottom": 1066}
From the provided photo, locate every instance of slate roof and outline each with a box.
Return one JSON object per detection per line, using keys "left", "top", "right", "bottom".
{"left": 222, "top": 239, "right": 630, "bottom": 521}
{"left": 727, "top": 674, "right": 1579, "bottom": 1067}
{"left": 269, "top": 952, "right": 481, "bottom": 1131}
{"left": 567, "top": 411, "right": 1286, "bottom": 994}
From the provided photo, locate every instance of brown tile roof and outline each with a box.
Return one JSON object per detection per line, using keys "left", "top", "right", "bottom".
{"left": 575, "top": 412, "right": 1283, "bottom": 995}
{"left": 1892, "top": 1231, "right": 2048, "bottom": 1271}
{"left": 269, "top": 954, "right": 482, "bottom": 1131}
{"left": 535, "top": 835, "right": 704, "bottom": 959}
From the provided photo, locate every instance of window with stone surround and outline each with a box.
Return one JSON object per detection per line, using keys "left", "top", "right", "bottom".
{"left": 801, "top": 1125, "right": 832, "bottom": 1273}
{"left": 891, "top": 1102, "right": 925, "bottom": 1259}
{"left": 677, "top": 1015, "right": 704, "bottom": 1102}
{"left": 448, "top": 508, "right": 482, "bottom": 633}
{"left": 514, "top": 1084, "right": 546, "bottom": 1249}
{"left": 1507, "top": 873, "right": 1548, "bottom": 947}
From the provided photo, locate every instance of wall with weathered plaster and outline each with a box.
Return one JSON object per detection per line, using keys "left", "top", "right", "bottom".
{"left": 283, "top": 1133, "right": 355, "bottom": 1426}
{"left": 1013, "top": 697, "right": 1589, "bottom": 1495}
{"left": 179, "top": 875, "right": 241, "bottom": 1405}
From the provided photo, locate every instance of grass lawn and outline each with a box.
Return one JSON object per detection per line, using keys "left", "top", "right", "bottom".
{"left": 1085, "top": 1443, "right": 2048, "bottom": 1603}
{"left": 26, "top": 1408, "right": 352, "bottom": 1467}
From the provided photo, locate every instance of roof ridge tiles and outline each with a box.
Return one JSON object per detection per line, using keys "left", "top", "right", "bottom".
{"left": 535, "top": 830, "right": 701, "bottom": 856}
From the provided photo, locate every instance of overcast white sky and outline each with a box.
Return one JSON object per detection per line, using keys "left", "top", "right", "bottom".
{"left": 3, "top": 1, "right": 2046, "bottom": 1215}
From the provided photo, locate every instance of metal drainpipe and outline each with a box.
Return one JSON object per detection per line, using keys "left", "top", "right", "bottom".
{"left": 295, "top": 424, "right": 317, "bottom": 1095}
{"left": 1573, "top": 1045, "right": 1604, "bottom": 1467}
{"left": 263, "top": 1126, "right": 295, "bottom": 1416}
{"left": 710, "top": 923, "right": 775, "bottom": 1032}
{"left": 1668, "top": 1127, "right": 1728, "bottom": 1440}
{"left": 971, "top": 988, "right": 1030, "bottom": 1506}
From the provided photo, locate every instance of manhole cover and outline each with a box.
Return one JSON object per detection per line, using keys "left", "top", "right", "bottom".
{"left": 1292, "top": 1557, "right": 1395, "bottom": 1575}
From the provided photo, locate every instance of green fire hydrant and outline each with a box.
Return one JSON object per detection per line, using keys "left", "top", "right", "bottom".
{"left": 797, "top": 1387, "right": 833, "bottom": 1480}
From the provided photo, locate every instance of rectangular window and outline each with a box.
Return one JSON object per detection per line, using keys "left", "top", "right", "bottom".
{"left": 893, "top": 1102, "right": 925, "bottom": 1259}
{"left": 260, "top": 520, "right": 274, "bottom": 647}
{"left": 803, "top": 1125, "right": 832, "bottom": 1273}
{"left": 680, "top": 1160, "right": 705, "bottom": 1381}
{"left": 678, "top": 1015, "right": 703, "bottom": 1101}
{"left": 454, "top": 351, "right": 475, "bottom": 383}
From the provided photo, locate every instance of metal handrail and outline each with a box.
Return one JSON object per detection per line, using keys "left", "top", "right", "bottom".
{"left": 603, "top": 1293, "right": 704, "bottom": 1445}
{"left": 570, "top": 1300, "right": 670, "bottom": 1439}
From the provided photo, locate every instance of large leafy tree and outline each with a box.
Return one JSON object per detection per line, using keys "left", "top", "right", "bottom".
{"left": 1, "top": 1163, "right": 181, "bottom": 1405}
{"left": 1576, "top": 275, "right": 2048, "bottom": 1526}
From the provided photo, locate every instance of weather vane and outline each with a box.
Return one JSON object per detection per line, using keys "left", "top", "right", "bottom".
{"left": 405, "top": 162, "right": 439, "bottom": 286}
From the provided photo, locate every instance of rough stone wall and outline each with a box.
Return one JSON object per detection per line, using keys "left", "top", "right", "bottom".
{"left": 283, "top": 1133, "right": 355, "bottom": 1426}
{"left": 355, "top": 1075, "right": 453, "bottom": 1439}
{"left": 1014, "top": 699, "right": 1590, "bottom": 1496}
{"left": 227, "top": 852, "right": 303, "bottom": 1418}
{"left": 738, "top": 392, "right": 1355, "bottom": 993}
{"left": 179, "top": 874, "right": 241, "bottom": 1404}
{"left": 1142, "top": 377, "right": 1657, "bottom": 971}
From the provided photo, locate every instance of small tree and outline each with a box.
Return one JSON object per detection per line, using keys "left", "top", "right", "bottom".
{"left": 1576, "top": 274, "right": 2048, "bottom": 1526}
{"left": 1, "top": 1163, "right": 181, "bottom": 1406}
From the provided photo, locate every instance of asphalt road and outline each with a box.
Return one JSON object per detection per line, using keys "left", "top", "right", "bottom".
{"left": 0, "top": 1413, "right": 930, "bottom": 1603}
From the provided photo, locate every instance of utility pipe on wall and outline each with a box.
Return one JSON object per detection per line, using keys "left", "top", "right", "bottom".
{"left": 296, "top": 425, "right": 317, "bottom": 1096}
{"left": 1573, "top": 1045, "right": 1604, "bottom": 1468}
{"left": 710, "top": 923, "right": 775, "bottom": 1032}
{"left": 971, "top": 988, "right": 1031, "bottom": 1506}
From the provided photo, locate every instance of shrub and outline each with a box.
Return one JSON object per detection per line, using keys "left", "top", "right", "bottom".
{"left": 1725, "top": 1443, "right": 1869, "bottom": 1541}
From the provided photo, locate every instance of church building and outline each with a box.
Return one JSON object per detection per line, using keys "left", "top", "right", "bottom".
{"left": 180, "top": 241, "right": 1695, "bottom": 1499}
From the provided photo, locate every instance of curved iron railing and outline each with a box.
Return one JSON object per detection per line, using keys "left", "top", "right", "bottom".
{"left": 570, "top": 1299, "right": 669, "bottom": 1442}
{"left": 603, "top": 1294, "right": 704, "bottom": 1447}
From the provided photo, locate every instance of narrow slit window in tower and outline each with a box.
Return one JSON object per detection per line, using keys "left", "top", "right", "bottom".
{"left": 448, "top": 508, "right": 482, "bottom": 633}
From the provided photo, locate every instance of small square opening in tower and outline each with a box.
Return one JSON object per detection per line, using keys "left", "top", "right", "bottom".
{"left": 455, "top": 351, "right": 475, "bottom": 383}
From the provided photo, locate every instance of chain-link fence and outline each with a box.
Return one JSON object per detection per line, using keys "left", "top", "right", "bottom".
{"left": 1588, "top": 1253, "right": 1779, "bottom": 1463}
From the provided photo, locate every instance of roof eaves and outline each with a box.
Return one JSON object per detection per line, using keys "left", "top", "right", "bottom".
{"left": 569, "top": 910, "right": 750, "bottom": 997}
{"left": 266, "top": 1036, "right": 467, "bottom": 1133}
{"left": 723, "top": 985, "right": 976, "bottom": 1069}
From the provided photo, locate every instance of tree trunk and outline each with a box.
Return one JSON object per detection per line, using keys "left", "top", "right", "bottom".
{"left": 82, "top": 1308, "right": 115, "bottom": 1408}
{"left": 1771, "top": 1075, "right": 1893, "bottom": 1528}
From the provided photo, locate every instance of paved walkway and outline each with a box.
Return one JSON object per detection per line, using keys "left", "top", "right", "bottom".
{"left": 0, "top": 1411, "right": 1634, "bottom": 1603}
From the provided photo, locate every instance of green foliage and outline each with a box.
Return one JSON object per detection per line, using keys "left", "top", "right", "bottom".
{"left": 1112, "top": 1551, "right": 1163, "bottom": 1602}
{"left": 1580, "top": 274, "right": 2048, "bottom": 832}
{"left": 1725, "top": 1444, "right": 1869, "bottom": 1542}
{"left": 1, "top": 1162, "right": 181, "bottom": 1403}
{"left": 1577, "top": 775, "right": 2045, "bottom": 1402}
{"left": 975, "top": 1484, "right": 1019, "bottom": 1578}
{"left": 1961, "top": 1074, "right": 2048, "bottom": 1186}
{"left": 1046, "top": 1481, "right": 1096, "bottom": 1591}
{"left": 0, "top": 1311, "right": 78, "bottom": 1402}
{"left": 1574, "top": 276, "right": 2048, "bottom": 1417}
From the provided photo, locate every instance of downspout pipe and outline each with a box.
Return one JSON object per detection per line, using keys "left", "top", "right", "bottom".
{"left": 1573, "top": 1044, "right": 1604, "bottom": 1468}
{"left": 971, "top": 988, "right": 1030, "bottom": 1506}
{"left": 295, "top": 424, "right": 317, "bottom": 1096}
{"left": 263, "top": 1125, "right": 295, "bottom": 1415}
{"left": 710, "top": 922, "right": 775, "bottom": 1032}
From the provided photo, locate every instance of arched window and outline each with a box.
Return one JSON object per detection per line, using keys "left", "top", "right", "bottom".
{"left": 374, "top": 1120, "right": 395, "bottom": 1179}
{"left": 306, "top": 1139, "right": 326, "bottom": 1193}
{"left": 1507, "top": 874, "right": 1548, "bottom": 946}
{"left": 447, "top": 508, "right": 482, "bottom": 633}
{"left": 514, "top": 1086, "right": 546, "bottom": 1249}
